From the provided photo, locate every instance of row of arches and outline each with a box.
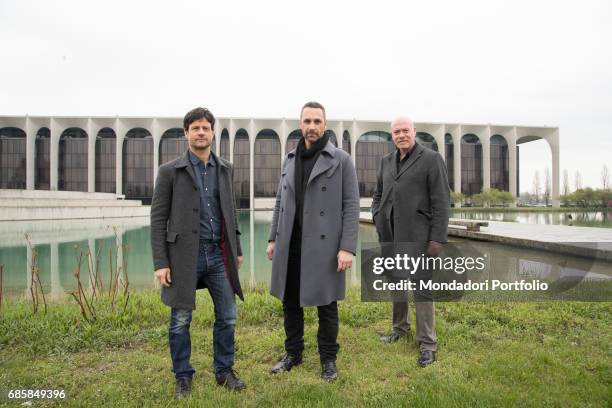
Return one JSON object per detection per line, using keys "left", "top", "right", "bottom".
{"left": 0, "top": 126, "right": 513, "bottom": 205}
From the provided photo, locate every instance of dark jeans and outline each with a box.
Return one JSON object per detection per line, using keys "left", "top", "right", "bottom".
{"left": 169, "top": 241, "right": 236, "bottom": 379}
{"left": 283, "top": 249, "right": 339, "bottom": 363}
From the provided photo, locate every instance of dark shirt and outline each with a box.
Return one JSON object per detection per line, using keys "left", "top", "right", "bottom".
{"left": 395, "top": 148, "right": 412, "bottom": 174}
{"left": 188, "top": 150, "right": 222, "bottom": 242}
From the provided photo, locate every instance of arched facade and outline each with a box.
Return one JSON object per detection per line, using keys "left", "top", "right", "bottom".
{"left": 490, "top": 134, "right": 509, "bottom": 191}
{"left": 123, "top": 128, "right": 153, "bottom": 203}
{"left": 416, "top": 132, "right": 438, "bottom": 152}
{"left": 233, "top": 129, "right": 250, "bottom": 208}
{"left": 356, "top": 131, "right": 393, "bottom": 197}
{"left": 159, "top": 128, "right": 186, "bottom": 165}
{"left": 254, "top": 129, "right": 281, "bottom": 197}
{"left": 0, "top": 127, "right": 27, "bottom": 189}
{"left": 461, "top": 134, "right": 483, "bottom": 196}
{"left": 58, "top": 127, "right": 88, "bottom": 192}
{"left": 0, "top": 115, "right": 561, "bottom": 207}
{"left": 95, "top": 127, "right": 116, "bottom": 193}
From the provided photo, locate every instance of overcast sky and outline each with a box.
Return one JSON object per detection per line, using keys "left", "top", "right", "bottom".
{"left": 1, "top": 0, "right": 610, "bottom": 192}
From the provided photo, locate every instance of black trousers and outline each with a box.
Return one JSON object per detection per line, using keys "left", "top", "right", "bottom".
{"left": 283, "top": 245, "right": 339, "bottom": 363}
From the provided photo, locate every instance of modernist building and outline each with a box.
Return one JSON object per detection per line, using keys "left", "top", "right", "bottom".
{"left": 0, "top": 115, "right": 561, "bottom": 207}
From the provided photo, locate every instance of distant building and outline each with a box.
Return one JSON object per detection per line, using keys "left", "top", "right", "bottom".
{"left": 0, "top": 115, "right": 560, "bottom": 207}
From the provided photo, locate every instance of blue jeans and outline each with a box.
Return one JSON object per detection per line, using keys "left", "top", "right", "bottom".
{"left": 169, "top": 242, "right": 236, "bottom": 379}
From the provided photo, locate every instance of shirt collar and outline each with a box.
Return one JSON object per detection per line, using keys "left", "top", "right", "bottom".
{"left": 188, "top": 149, "right": 216, "bottom": 167}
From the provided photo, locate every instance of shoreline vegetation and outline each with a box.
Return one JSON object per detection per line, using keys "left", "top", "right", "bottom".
{"left": 1, "top": 288, "right": 610, "bottom": 407}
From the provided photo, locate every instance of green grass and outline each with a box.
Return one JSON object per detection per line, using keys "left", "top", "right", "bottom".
{"left": 1, "top": 288, "right": 610, "bottom": 407}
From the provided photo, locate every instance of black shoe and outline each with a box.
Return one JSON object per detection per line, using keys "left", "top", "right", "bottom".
{"left": 321, "top": 360, "right": 338, "bottom": 382}
{"left": 174, "top": 377, "right": 192, "bottom": 400}
{"left": 270, "top": 353, "right": 303, "bottom": 374}
{"left": 418, "top": 350, "right": 436, "bottom": 367}
{"left": 379, "top": 332, "right": 408, "bottom": 343}
{"left": 215, "top": 369, "right": 246, "bottom": 391}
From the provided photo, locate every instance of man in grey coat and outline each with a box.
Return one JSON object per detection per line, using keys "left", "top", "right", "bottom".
{"left": 371, "top": 116, "right": 450, "bottom": 367}
{"left": 151, "top": 107, "right": 245, "bottom": 399}
{"left": 266, "top": 101, "right": 359, "bottom": 381}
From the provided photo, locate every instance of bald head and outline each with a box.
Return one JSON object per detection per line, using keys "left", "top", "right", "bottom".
{"left": 391, "top": 116, "right": 416, "bottom": 153}
{"left": 391, "top": 116, "right": 414, "bottom": 130}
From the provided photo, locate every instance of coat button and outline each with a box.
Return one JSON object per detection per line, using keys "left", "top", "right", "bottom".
{"left": 281, "top": 207, "right": 284, "bottom": 212}
{"left": 320, "top": 234, "right": 326, "bottom": 239}
{"left": 320, "top": 211, "right": 324, "bottom": 216}
{"left": 193, "top": 208, "right": 198, "bottom": 213}
{"left": 193, "top": 185, "right": 198, "bottom": 190}
{"left": 322, "top": 186, "right": 327, "bottom": 191}
{"left": 192, "top": 229, "right": 198, "bottom": 234}
{"left": 283, "top": 185, "right": 287, "bottom": 190}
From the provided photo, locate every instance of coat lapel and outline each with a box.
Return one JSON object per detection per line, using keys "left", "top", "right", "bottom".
{"left": 395, "top": 143, "right": 424, "bottom": 180}
{"left": 307, "top": 141, "right": 338, "bottom": 187}
{"left": 174, "top": 150, "right": 198, "bottom": 186}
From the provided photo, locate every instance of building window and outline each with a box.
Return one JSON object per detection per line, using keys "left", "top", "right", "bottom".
{"left": 35, "top": 128, "right": 50, "bottom": 190}
{"left": 416, "top": 132, "right": 438, "bottom": 152}
{"left": 445, "top": 133, "right": 453, "bottom": 191}
{"left": 0, "top": 127, "right": 27, "bottom": 189}
{"left": 59, "top": 128, "right": 88, "bottom": 192}
{"left": 461, "top": 134, "right": 483, "bottom": 196}
{"left": 254, "top": 130, "right": 281, "bottom": 198}
{"left": 233, "top": 129, "right": 250, "bottom": 208}
{"left": 342, "top": 130, "right": 351, "bottom": 155}
{"left": 95, "top": 127, "right": 116, "bottom": 193}
{"left": 160, "top": 128, "right": 187, "bottom": 165}
{"left": 490, "top": 134, "right": 509, "bottom": 191}
{"left": 220, "top": 129, "right": 229, "bottom": 160}
{"left": 356, "top": 131, "right": 394, "bottom": 197}
{"left": 123, "top": 128, "right": 153, "bottom": 203}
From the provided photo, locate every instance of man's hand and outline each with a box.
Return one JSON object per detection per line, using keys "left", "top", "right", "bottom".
{"left": 155, "top": 267, "right": 172, "bottom": 287}
{"left": 236, "top": 256, "right": 244, "bottom": 269}
{"left": 426, "top": 241, "right": 443, "bottom": 257}
{"left": 337, "top": 250, "right": 353, "bottom": 272}
{"left": 266, "top": 241, "right": 275, "bottom": 260}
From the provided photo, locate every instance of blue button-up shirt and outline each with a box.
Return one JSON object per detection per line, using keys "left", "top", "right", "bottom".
{"left": 188, "top": 150, "right": 222, "bottom": 242}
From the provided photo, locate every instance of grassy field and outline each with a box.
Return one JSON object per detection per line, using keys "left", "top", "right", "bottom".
{"left": 1, "top": 288, "right": 610, "bottom": 407}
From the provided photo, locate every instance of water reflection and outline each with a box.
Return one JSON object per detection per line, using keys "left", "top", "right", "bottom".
{"left": 450, "top": 210, "right": 612, "bottom": 228}
{"left": 0, "top": 212, "right": 610, "bottom": 299}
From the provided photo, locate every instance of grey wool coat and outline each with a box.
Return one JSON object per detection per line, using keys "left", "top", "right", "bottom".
{"left": 268, "top": 140, "right": 360, "bottom": 307}
{"left": 371, "top": 142, "right": 451, "bottom": 244}
{"left": 150, "top": 150, "right": 244, "bottom": 310}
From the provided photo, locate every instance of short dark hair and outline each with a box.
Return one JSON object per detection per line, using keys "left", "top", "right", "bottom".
{"left": 300, "top": 101, "right": 326, "bottom": 120}
{"left": 183, "top": 107, "right": 215, "bottom": 131}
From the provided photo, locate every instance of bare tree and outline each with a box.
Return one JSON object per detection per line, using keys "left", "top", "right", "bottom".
{"left": 562, "top": 169, "right": 570, "bottom": 196}
{"left": 602, "top": 165, "right": 610, "bottom": 190}
{"left": 543, "top": 168, "right": 551, "bottom": 206}
{"left": 574, "top": 170, "right": 583, "bottom": 191}
{"left": 532, "top": 171, "right": 541, "bottom": 203}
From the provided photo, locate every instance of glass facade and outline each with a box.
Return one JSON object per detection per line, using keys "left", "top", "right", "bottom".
{"left": 95, "top": 128, "right": 116, "bottom": 193}
{"left": 416, "top": 132, "right": 438, "bottom": 152}
{"left": 254, "top": 130, "right": 281, "bottom": 197}
{"left": 123, "top": 128, "right": 153, "bottom": 203}
{"left": 0, "top": 127, "right": 26, "bottom": 189}
{"left": 35, "top": 128, "right": 50, "bottom": 190}
{"left": 461, "top": 134, "right": 482, "bottom": 196}
{"left": 58, "top": 128, "right": 88, "bottom": 192}
{"left": 490, "top": 134, "right": 509, "bottom": 191}
{"left": 286, "top": 129, "right": 301, "bottom": 153}
{"left": 356, "top": 131, "right": 394, "bottom": 197}
{"left": 159, "top": 128, "right": 187, "bottom": 165}
{"left": 342, "top": 130, "right": 351, "bottom": 155}
{"left": 220, "top": 129, "right": 229, "bottom": 160}
{"left": 326, "top": 130, "right": 338, "bottom": 147}
{"left": 233, "top": 129, "right": 250, "bottom": 208}
{"left": 445, "top": 134, "right": 454, "bottom": 190}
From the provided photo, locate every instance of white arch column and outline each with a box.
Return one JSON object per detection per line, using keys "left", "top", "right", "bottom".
{"left": 49, "top": 118, "right": 61, "bottom": 190}
{"left": 508, "top": 128, "right": 518, "bottom": 206}
{"left": 482, "top": 127, "right": 491, "bottom": 191}
{"left": 25, "top": 116, "right": 37, "bottom": 190}
{"left": 248, "top": 120, "right": 256, "bottom": 210}
{"left": 351, "top": 120, "right": 358, "bottom": 165}
{"left": 152, "top": 119, "right": 162, "bottom": 185}
{"left": 87, "top": 119, "right": 96, "bottom": 192}
{"left": 453, "top": 126, "right": 462, "bottom": 198}
{"left": 115, "top": 118, "right": 125, "bottom": 196}
{"left": 549, "top": 130, "right": 560, "bottom": 207}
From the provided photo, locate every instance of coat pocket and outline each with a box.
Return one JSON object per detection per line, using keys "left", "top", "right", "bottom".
{"left": 166, "top": 231, "right": 178, "bottom": 243}
{"left": 417, "top": 209, "right": 433, "bottom": 221}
